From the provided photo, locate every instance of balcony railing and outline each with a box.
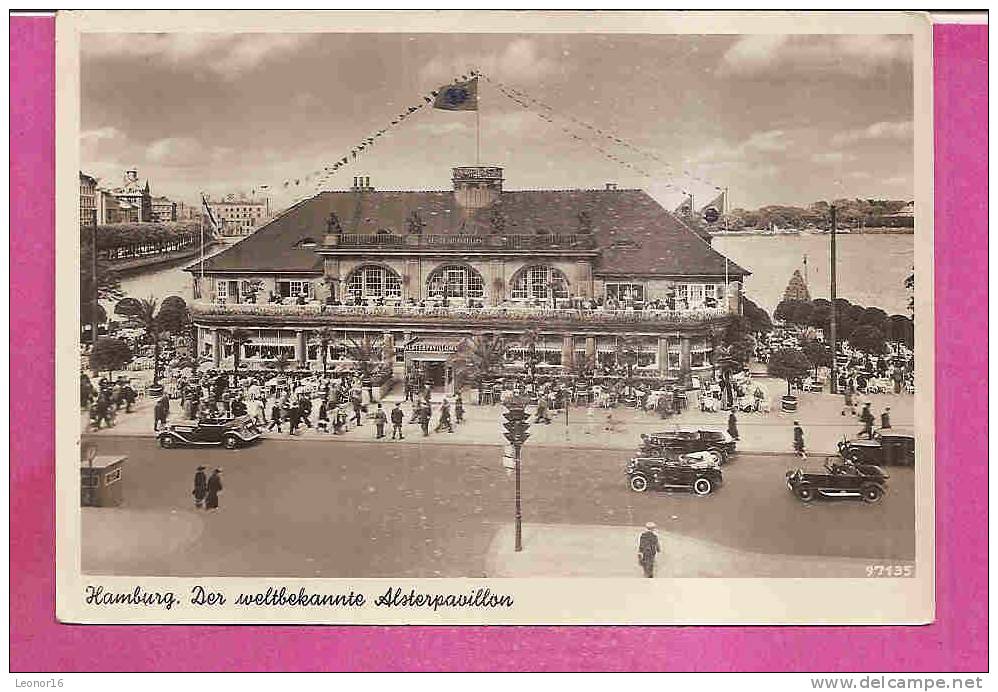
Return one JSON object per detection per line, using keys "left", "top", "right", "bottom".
{"left": 325, "top": 233, "right": 596, "bottom": 251}
{"left": 192, "top": 301, "right": 730, "bottom": 326}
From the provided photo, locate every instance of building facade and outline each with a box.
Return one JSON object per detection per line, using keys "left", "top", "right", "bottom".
{"left": 151, "top": 196, "right": 178, "bottom": 223}
{"left": 96, "top": 189, "right": 140, "bottom": 224}
{"left": 207, "top": 194, "right": 271, "bottom": 236}
{"left": 107, "top": 169, "right": 153, "bottom": 222}
{"left": 189, "top": 166, "right": 748, "bottom": 390}
{"left": 80, "top": 172, "right": 97, "bottom": 228}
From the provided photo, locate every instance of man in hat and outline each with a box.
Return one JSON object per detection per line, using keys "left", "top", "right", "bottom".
{"left": 793, "top": 421, "right": 806, "bottom": 457}
{"left": 206, "top": 468, "right": 223, "bottom": 510}
{"left": 192, "top": 466, "right": 208, "bottom": 509}
{"left": 637, "top": 522, "right": 661, "bottom": 578}
{"left": 390, "top": 402, "right": 405, "bottom": 440}
{"left": 374, "top": 402, "right": 387, "bottom": 439}
{"left": 880, "top": 406, "right": 892, "bottom": 431}
{"left": 859, "top": 402, "right": 875, "bottom": 439}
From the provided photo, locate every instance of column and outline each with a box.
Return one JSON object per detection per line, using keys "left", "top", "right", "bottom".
{"left": 575, "top": 261, "right": 593, "bottom": 299}
{"left": 211, "top": 329, "right": 221, "bottom": 369}
{"left": 490, "top": 259, "right": 506, "bottom": 306}
{"left": 405, "top": 258, "right": 420, "bottom": 301}
{"left": 561, "top": 334, "right": 574, "bottom": 368}
{"left": 680, "top": 336, "right": 692, "bottom": 373}
{"left": 657, "top": 337, "right": 670, "bottom": 377}
{"left": 296, "top": 330, "right": 308, "bottom": 369}
{"left": 585, "top": 336, "right": 596, "bottom": 361}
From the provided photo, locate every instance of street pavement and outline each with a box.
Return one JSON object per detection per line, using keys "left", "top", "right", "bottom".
{"left": 83, "top": 376, "right": 913, "bottom": 455}
{"left": 81, "top": 436, "right": 915, "bottom": 578}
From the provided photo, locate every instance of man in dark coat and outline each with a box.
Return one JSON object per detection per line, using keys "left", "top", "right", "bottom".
{"left": 727, "top": 411, "right": 739, "bottom": 441}
{"left": 299, "top": 395, "right": 313, "bottom": 429}
{"left": 287, "top": 399, "right": 301, "bottom": 435}
{"left": 637, "top": 522, "right": 661, "bottom": 578}
{"left": 192, "top": 466, "right": 208, "bottom": 509}
{"left": 418, "top": 401, "right": 431, "bottom": 437}
{"left": 793, "top": 421, "right": 806, "bottom": 457}
{"left": 435, "top": 399, "right": 454, "bottom": 433}
{"left": 454, "top": 394, "right": 465, "bottom": 424}
{"left": 390, "top": 402, "right": 404, "bottom": 440}
{"left": 154, "top": 394, "right": 170, "bottom": 431}
{"left": 374, "top": 403, "right": 387, "bottom": 439}
{"left": 859, "top": 402, "right": 875, "bottom": 439}
{"left": 880, "top": 407, "right": 892, "bottom": 430}
{"left": 205, "top": 468, "right": 223, "bottom": 510}
{"left": 267, "top": 401, "right": 283, "bottom": 433}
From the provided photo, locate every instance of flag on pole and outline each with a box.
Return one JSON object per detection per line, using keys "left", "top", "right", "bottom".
{"left": 673, "top": 195, "right": 693, "bottom": 217}
{"left": 698, "top": 190, "right": 726, "bottom": 215}
{"left": 201, "top": 193, "right": 220, "bottom": 235}
{"left": 433, "top": 77, "right": 478, "bottom": 111}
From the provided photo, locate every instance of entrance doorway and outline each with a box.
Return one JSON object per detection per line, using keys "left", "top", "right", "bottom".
{"left": 425, "top": 361, "right": 446, "bottom": 387}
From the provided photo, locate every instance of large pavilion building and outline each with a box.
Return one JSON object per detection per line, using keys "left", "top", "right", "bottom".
{"left": 188, "top": 165, "right": 748, "bottom": 392}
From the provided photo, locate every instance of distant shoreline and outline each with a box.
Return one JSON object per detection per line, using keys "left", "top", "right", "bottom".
{"left": 712, "top": 227, "right": 914, "bottom": 237}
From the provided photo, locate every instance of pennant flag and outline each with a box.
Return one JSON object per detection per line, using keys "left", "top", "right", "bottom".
{"left": 674, "top": 196, "right": 693, "bottom": 216}
{"left": 201, "top": 193, "right": 220, "bottom": 234}
{"left": 433, "top": 77, "right": 478, "bottom": 111}
{"left": 698, "top": 190, "right": 726, "bottom": 215}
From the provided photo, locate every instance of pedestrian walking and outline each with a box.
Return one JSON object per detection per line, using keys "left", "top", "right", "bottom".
{"left": 419, "top": 402, "right": 431, "bottom": 437}
{"left": 374, "top": 403, "right": 387, "bottom": 439}
{"left": 288, "top": 400, "right": 302, "bottom": 435}
{"left": 535, "top": 396, "right": 551, "bottom": 425}
{"left": 793, "top": 420, "right": 806, "bottom": 457}
{"left": 727, "top": 411, "right": 740, "bottom": 441}
{"left": 192, "top": 465, "right": 207, "bottom": 509}
{"left": 859, "top": 402, "right": 875, "bottom": 439}
{"left": 435, "top": 399, "right": 454, "bottom": 433}
{"left": 352, "top": 396, "right": 363, "bottom": 427}
{"left": 880, "top": 407, "right": 892, "bottom": 431}
{"left": 316, "top": 400, "right": 330, "bottom": 433}
{"left": 637, "top": 522, "right": 661, "bottom": 578}
{"left": 267, "top": 401, "right": 283, "bottom": 432}
{"left": 299, "top": 395, "right": 313, "bottom": 429}
{"left": 122, "top": 381, "right": 137, "bottom": 413}
{"left": 390, "top": 402, "right": 404, "bottom": 439}
{"left": 454, "top": 394, "right": 465, "bottom": 424}
{"left": 153, "top": 393, "right": 170, "bottom": 431}
{"left": 205, "top": 468, "right": 223, "bottom": 510}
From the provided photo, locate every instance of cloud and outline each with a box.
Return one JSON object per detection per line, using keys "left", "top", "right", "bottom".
{"left": 743, "top": 129, "right": 789, "bottom": 153}
{"left": 831, "top": 120, "right": 914, "bottom": 146}
{"left": 83, "top": 33, "right": 313, "bottom": 77}
{"left": 418, "top": 38, "right": 562, "bottom": 84}
{"left": 145, "top": 137, "right": 231, "bottom": 167}
{"left": 812, "top": 151, "right": 855, "bottom": 164}
{"left": 716, "top": 35, "right": 911, "bottom": 78}
{"left": 81, "top": 126, "right": 123, "bottom": 143}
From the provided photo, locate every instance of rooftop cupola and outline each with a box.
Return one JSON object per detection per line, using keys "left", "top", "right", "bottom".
{"left": 453, "top": 166, "right": 503, "bottom": 210}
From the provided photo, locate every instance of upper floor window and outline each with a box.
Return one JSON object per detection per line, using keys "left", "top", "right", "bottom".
{"left": 426, "top": 265, "right": 485, "bottom": 299}
{"left": 605, "top": 282, "right": 645, "bottom": 303}
{"left": 277, "top": 279, "right": 313, "bottom": 300}
{"left": 347, "top": 264, "right": 402, "bottom": 300}
{"left": 510, "top": 265, "right": 570, "bottom": 301}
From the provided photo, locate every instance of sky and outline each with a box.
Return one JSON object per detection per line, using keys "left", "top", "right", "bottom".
{"left": 81, "top": 32, "right": 914, "bottom": 211}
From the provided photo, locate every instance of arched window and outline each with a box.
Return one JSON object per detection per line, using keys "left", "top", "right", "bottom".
{"left": 346, "top": 264, "right": 402, "bottom": 299}
{"left": 426, "top": 265, "right": 485, "bottom": 299}
{"left": 509, "top": 265, "right": 570, "bottom": 301}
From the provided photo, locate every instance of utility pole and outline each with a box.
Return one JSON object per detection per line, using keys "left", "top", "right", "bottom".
{"left": 91, "top": 223, "right": 99, "bottom": 350}
{"left": 829, "top": 205, "right": 838, "bottom": 395}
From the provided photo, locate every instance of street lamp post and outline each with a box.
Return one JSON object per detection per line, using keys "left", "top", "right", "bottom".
{"left": 501, "top": 396, "right": 531, "bottom": 552}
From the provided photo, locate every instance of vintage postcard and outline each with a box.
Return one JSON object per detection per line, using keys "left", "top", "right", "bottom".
{"left": 56, "top": 10, "right": 934, "bottom": 624}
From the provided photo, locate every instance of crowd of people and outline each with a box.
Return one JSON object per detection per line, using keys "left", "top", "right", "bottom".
{"left": 82, "top": 374, "right": 138, "bottom": 430}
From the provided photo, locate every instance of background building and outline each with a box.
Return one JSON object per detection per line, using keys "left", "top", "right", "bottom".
{"left": 79, "top": 172, "right": 97, "bottom": 228}
{"left": 189, "top": 165, "right": 748, "bottom": 390}
{"left": 207, "top": 194, "right": 271, "bottom": 236}
{"left": 151, "top": 196, "right": 178, "bottom": 223}
{"left": 106, "top": 169, "right": 153, "bottom": 222}
{"left": 96, "top": 189, "right": 139, "bottom": 224}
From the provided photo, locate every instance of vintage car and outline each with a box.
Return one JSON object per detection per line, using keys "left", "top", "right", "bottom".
{"left": 626, "top": 451, "right": 724, "bottom": 495}
{"left": 639, "top": 428, "right": 737, "bottom": 462}
{"left": 786, "top": 458, "right": 889, "bottom": 503}
{"left": 157, "top": 415, "right": 263, "bottom": 450}
{"left": 838, "top": 433, "right": 915, "bottom": 467}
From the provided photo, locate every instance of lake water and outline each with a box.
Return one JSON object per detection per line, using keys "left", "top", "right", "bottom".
{"left": 117, "top": 234, "right": 915, "bottom": 317}
{"left": 712, "top": 233, "right": 915, "bottom": 316}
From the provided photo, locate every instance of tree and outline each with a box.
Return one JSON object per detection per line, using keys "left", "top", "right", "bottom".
{"left": 859, "top": 307, "right": 889, "bottom": 333}
{"left": 802, "top": 339, "right": 832, "bottom": 377}
{"left": 848, "top": 325, "right": 888, "bottom": 355}
{"left": 741, "top": 297, "right": 773, "bottom": 334}
{"left": 80, "top": 240, "right": 123, "bottom": 345}
{"left": 767, "top": 348, "right": 812, "bottom": 395}
{"left": 905, "top": 271, "right": 914, "bottom": 317}
{"left": 791, "top": 301, "right": 814, "bottom": 326}
{"left": 518, "top": 328, "right": 541, "bottom": 377}
{"left": 774, "top": 299, "right": 804, "bottom": 324}
{"left": 312, "top": 327, "right": 338, "bottom": 374}
{"left": 89, "top": 337, "right": 133, "bottom": 379}
{"left": 887, "top": 314, "right": 914, "bottom": 349}
{"left": 221, "top": 327, "right": 253, "bottom": 372}
{"left": 156, "top": 296, "right": 190, "bottom": 335}
{"left": 451, "top": 333, "right": 507, "bottom": 388}
{"left": 346, "top": 334, "right": 380, "bottom": 376}
{"left": 114, "top": 297, "right": 165, "bottom": 385}
{"left": 782, "top": 269, "right": 811, "bottom": 302}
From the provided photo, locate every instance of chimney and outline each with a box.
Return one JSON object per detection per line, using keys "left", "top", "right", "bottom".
{"left": 453, "top": 166, "right": 503, "bottom": 210}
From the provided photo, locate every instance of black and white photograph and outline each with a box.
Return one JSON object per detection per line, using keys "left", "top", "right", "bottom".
{"left": 58, "top": 10, "right": 934, "bottom": 624}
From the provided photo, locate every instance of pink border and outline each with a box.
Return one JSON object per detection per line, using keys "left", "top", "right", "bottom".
{"left": 10, "top": 18, "right": 987, "bottom": 672}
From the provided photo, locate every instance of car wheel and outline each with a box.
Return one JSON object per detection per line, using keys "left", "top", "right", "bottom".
{"left": 629, "top": 475, "right": 649, "bottom": 493}
{"left": 159, "top": 435, "right": 176, "bottom": 449}
{"left": 693, "top": 477, "right": 713, "bottom": 496}
{"left": 861, "top": 483, "right": 885, "bottom": 504}
{"left": 223, "top": 435, "right": 239, "bottom": 450}
{"left": 795, "top": 484, "right": 816, "bottom": 503}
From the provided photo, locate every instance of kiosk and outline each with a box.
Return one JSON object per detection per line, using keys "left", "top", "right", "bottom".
{"left": 81, "top": 449, "right": 127, "bottom": 507}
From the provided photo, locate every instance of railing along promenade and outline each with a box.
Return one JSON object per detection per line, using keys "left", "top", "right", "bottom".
{"left": 191, "top": 301, "right": 730, "bottom": 328}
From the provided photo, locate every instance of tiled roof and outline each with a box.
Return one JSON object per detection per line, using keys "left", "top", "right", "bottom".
{"left": 196, "top": 188, "right": 748, "bottom": 277}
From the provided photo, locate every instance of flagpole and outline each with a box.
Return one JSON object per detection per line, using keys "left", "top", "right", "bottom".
{"left": 476, "top": 75, "right": 482, "bottom": 164}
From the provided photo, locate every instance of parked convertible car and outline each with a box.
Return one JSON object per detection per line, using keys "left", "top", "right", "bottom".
{"left": 157, "top": 415, "right": 263, "bottom": 450}
{"left": 639, "top": 428, "right": 737, "bottom": 462}
{"left": 786, "top": 458, "right": 889, "bottom": 504}
{"left": 838, "top": 433, "right": 915, "bottom": 467}
{"left": 626, "top": 451, "right": 723, "bottom": 495}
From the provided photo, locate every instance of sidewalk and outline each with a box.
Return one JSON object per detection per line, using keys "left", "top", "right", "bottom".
{"left": 484, "top": 523, "right": 908, "bottom": 578}
{"left": 82, "top": 376, "right": 913, "bottom": 456}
